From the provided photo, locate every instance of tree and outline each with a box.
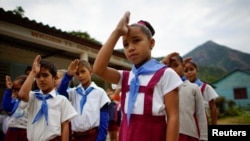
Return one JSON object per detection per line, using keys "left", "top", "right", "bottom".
{"left": 12, "top": 6, "right": 25, "bottom": 17}
{"left": 68, "top": 31, "right": 102, "bottom": 45}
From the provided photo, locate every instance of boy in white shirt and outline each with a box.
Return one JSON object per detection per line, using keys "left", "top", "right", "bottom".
{"left": 18, "top": 55, "right": 77, "bottom": 141}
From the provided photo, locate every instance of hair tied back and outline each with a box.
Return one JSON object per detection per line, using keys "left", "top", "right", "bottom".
{"left": 137, "top": 20, "right": 155, "bottom": 36}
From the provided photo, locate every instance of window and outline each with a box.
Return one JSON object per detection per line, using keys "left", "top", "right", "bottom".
{"left": 234, "top": 88, "right": 247, "bottom": 99}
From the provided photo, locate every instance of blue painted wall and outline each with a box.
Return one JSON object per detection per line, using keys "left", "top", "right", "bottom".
{"left": 213, "top": 70, "right": 250, "bottom": 108}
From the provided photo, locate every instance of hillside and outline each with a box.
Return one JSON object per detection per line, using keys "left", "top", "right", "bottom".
{"left": 183, "top": 40, "right": 250, "bottom": 73}
{"left": 182, "top": 40, "right": 250, "bottom": 83}
{"left": 156, "top": 40, "right": 250, "bottom": 83}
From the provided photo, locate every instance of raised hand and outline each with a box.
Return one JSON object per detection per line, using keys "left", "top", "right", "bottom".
{"left": 115, "top": 11, "right": 130, "bottom": 36}
{"left": 5, "top": 75, "right": 13, "bottom": 89}
{"left": 183, "top": 57, "right": 192, "bottom": 66}
{"left": 67, "top": 59, "right": 79, "bottom": 76}
{"left": 32, "top": 55, "right": 41, "bottom": 74}
{"left": 162, "top": 52, "right": 180, "bottom": 65}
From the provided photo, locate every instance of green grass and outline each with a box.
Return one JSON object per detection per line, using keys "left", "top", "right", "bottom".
{"left": 217, "top": 111, "right": 250, "bottom": 125}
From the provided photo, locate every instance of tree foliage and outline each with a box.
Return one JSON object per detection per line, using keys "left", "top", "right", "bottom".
{"left": 67, "top": 31, "right": 102, "bottom": 45}
{"left": 12, "top": 6, "right": 25, "bottom": 17}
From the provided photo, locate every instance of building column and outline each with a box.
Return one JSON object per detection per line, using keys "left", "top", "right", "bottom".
{"left": 80, "top": 52, "right": 88, "bottom": 61}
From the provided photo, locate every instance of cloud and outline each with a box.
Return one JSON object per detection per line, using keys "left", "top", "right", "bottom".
{"left": 1, "top": 0, "right": 250, "bottom": 57}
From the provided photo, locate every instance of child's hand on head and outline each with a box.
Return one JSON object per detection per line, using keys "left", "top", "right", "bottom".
{"left": 32, "top": 55, "right": 41, "bottom": 74}
{"left": 183, "top": 57, "right": 192, "bottom": 66}
{"left": 162, "top": 52, "right": 179, "bottom": 65}
{"left": 5, "top": 75, "right": 12, "bottom": 89}
{"left": 67, "top": 59, "right": 79, "bottom": 76}
{"left": 115, "top": 11, "right": 130, "bottom": 36}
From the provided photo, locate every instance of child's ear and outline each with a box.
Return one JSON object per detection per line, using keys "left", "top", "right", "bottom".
{"left": 54, "top": 75, "right": 59, "bottom": 80}
{"left": 89, "top": 69, "right": 93, "bottom": 75}
{"left": 149, "top": 38, "right": 155, "bottom": 50}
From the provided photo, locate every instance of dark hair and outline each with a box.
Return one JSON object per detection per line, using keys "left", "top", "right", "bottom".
{"left": 78, "top": 60, "right": 91, "bottom": 70}
{"left": 24, "top": 66, "right": 32, "bottom": 75}
{"left": 186, "top": 61, "right": 198, "bottom": 70}
{"left": 130, "top": 20, "right": 155, "bottom": 39}
{"left": 170, "top": 55, "right": 183, "bottom": 63}
{"left": 39, "top": 59, "right": 57, "bottom": 77}
{"left": 137, "top": 20, "right": 155, "bottom": 36}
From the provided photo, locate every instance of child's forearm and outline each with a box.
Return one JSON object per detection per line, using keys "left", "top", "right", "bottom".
{"left": 166, "top": 116, "right": 179, "bottom": 141}
{"left": 93, "top": 30, "right": 120, "bottom": 75}
{"left": 61, "top": 120, "right": 69, "bottom": 141}
{"left": 57, "top": 73, "right": 72, "bottom": 98}
{"left": 18, "top": 71, "right": 36, "bottom": 102}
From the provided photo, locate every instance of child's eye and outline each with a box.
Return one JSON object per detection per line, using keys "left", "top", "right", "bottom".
{"left": 133, "top": 38, "right": 141, "bottom": 43}
{"left": 123, "top": 42, "right": 128, "bottom": 48}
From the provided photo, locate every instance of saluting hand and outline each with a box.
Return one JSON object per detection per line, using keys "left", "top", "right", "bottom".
{"left": 162, "top": 52, "right": 179, "bottom": 65}
{"left": 115, "top": 11, "right": 130, "bottom": 36}
{"left": 183, "top": 57, "right": 192, "bottom": 66}
{"left": 67, "top": 59, "right": 79, "bottom": 76}
{"left": 32, "top": 55, "right": 41, "bottom": 74}
{"left": 5, "top": 75, "right": 13, "bottom": 89}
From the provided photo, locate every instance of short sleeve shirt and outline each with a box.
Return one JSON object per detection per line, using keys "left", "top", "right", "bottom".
{"left": 26, "top": 89, "right": 77, "bottom": 141}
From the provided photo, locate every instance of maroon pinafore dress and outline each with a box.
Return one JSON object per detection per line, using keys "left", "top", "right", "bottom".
{"left": 118, "top": 67, "right": 167, "bottom": 141}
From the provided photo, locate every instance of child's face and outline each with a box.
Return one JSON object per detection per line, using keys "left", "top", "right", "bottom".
{"left": 36, "top": 67, "right": 55, "bottom": 94}
{"left": 55, "top": 71, "right": 64, "bottom": 89}
{"left": 169, "top": 58, "right": 183, "bottom": 77}
{"left": 75, "top": 66, "right": 92, "bottom": 88}
{"left": 12, "top": 79, "right": 23, "bottom": 99}
{"left": 123, "top": 26, "right": 154, "bottom": 66}
{"left": 183, "top": 62, "right": 198, "bottom": 82}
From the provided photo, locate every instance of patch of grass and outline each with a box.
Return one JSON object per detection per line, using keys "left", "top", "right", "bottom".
{"left": 218, "top": 111, "right": 250, "bottom": 125}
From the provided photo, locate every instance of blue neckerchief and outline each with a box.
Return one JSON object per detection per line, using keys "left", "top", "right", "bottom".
{"left": 32, "top": 92, "right": 53, "bottom": 125}
{"left": 11, "top": 107, "right": 25, "bottom": 118}
{"left": 10, "top": 99, "right": 20, "bottom": 115}
{"left": 127, "top": 59, "right": 165, "bottom": 124}
{"left": 75, "top": 86, "right": 94, "bottom": 114}
{"left": 194, "top": 78, "right": 203, "bottom": 86}
{"left": 181, "top": 76, "right": 186, "bottom": 81}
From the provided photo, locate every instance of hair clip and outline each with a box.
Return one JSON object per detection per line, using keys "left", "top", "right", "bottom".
{"left": 137, "top": 20, "right": 146, "bottom": 25}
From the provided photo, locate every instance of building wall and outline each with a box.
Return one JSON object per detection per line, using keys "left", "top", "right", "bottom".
{"left": 0, "top": 12, "right": 132, "bottom": 108}
{"left": 213, "top": 71, "right": 250, "bottom": 108}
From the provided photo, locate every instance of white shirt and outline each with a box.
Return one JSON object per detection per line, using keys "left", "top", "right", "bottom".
{"left": 26, "top": 89, "right": 77, "bottom": 141}
{"left": 117, "top": 68, "right": 183, "bottom": 118}
{"left": 8, "top": 101, "right": 28, "bottom": 129}
{"left": 200, "top": 84, "right": 219, "bottom": 110}
{"left": 67, "top": 82, "right": 110, "bottom": 132}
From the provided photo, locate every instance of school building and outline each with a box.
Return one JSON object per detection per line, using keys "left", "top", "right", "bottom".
{"left": 0, "top": 8, "right": 132, "bottom": 105}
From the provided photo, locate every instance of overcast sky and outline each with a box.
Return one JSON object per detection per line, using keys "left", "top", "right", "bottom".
{"left": 1, "top": 0, "right": 250, "bottom": 57}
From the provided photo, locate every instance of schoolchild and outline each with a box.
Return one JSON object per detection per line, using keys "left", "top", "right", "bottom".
{"left": 183, "top": 60, "right": 219, "bottom": 125}
{"left": 57, "top": 59, "right": 111, "bottom": 141}
{"left": 18, "top": 55, "right": 77, "bottom": 141}
{"left": 162, "top": 52, "right": 208, "bottom": 141}
{"left": 106, "top": 88, "right": 121, "bottom": 141}
{"left": 92, "top": 11, "right": 182, "bottom": 141}
{"left": 54, "top": 69, "right": 74, "bottom": 141}
{"left": 2, "top": 75, "right": 28, "bottom": 141}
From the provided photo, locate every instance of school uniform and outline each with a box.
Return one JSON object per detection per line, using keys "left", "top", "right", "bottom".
{"left": 194, "top": 79, "right": 219, "bottom": 116}
{"left": 2, "top": 89, "right": 28, "bottom": 141}
{"left": 108, "top": 100, "right": 121, "bottom": 132}
{"left": 68, "top": 82, "right": 110, "bottom": 131}
{"left": 178, "top": 80, "right": 208, "bottom": 141}
{"left": 116, "top": 62, "right": 183, "bottom": 141}
{"left": 57, "top": 74, "right": 111, "bottom": 141}
{"left": 26, "top": 89, "right": 77, "bottom": 141}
